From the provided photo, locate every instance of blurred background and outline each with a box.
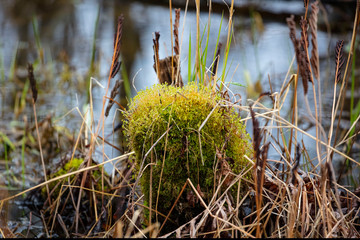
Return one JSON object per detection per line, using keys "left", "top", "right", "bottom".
{"left": 0, "top": 0, "right": 359, "bottom": 236}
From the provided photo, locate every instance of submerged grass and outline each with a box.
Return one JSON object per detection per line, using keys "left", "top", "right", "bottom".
{"left": 1, "top": 0, "right": 360, "bottom": 238}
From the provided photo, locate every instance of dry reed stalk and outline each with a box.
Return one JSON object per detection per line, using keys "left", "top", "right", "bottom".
{"left": 28, "top": 63, "right": 51, "bottom": 207}
{"left": 250, "top": 106, "right": 268, "bottom": 238}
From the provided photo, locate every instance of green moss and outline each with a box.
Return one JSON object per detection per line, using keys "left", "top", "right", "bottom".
{"left": 41, "top": 158, "right": 107, "bottom": 198}
{"left": 124, "top": 83, "right": 253, "bottom": 226}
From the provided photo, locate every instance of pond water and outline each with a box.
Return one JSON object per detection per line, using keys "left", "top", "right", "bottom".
{"left": 0, "top": 0, "right": 359, "bottom": 237}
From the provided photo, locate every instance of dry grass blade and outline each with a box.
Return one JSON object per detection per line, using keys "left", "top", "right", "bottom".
{"left": 334, "top": 40, "right": 344, "bottom": 84}
{"left": 158, "top": 180, "right": 189, "bottom": 234}
{"left": 57, "top": 214, "right": 70, "bottom": 238}
{"left": 309, "top": 1, "right": 319, "bottom": 80}
{"left": 250, "top": 105, "right": 269, "bottom": 237}
{"left": 291, "top": 144, "right": 301, "bottom": 185}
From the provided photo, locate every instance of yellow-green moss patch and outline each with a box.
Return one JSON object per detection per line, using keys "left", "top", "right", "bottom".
{"left": 124, "top": 83, "right": 253, "bottom": 225}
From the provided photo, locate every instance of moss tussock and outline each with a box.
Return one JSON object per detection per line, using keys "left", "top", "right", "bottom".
{"left": 124, "top": 83, "right": 253, "bottom": 225}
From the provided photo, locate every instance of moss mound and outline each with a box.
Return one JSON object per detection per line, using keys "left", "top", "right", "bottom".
{"left": 124, "top": 83, "right": 252, "bottom": 227}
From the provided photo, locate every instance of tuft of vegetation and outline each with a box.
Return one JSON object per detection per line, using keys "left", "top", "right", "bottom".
{"left": 124, "top": 83, "right": 253, "bottom": 228}
{"left": 40, "top": 158, "right": 107, "bottom": 199}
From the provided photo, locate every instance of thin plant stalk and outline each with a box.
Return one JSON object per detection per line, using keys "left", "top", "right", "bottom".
{"left": 21, "top": 130, "right": 26, "bottom": 188}
{"left": 219, "top": 0, "right": 234, "bottom": 92}
{"left": 330, "top": 0, "right": 360, "bottom": 161}
{"left": 31, "top": 16, "right": 44, "bottom": 64}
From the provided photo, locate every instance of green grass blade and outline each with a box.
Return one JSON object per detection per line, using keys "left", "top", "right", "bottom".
{"left": 121, "top": 64, "right": 131, "bottom": 100}
{"left": 220, "top": 29, "right": 234, "bottom": 90}
{"left": 32, "top": 16, "right": 44, "bottom": 64}
{"left": 188, "top": 32, "right": 192, "bottom": 83}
